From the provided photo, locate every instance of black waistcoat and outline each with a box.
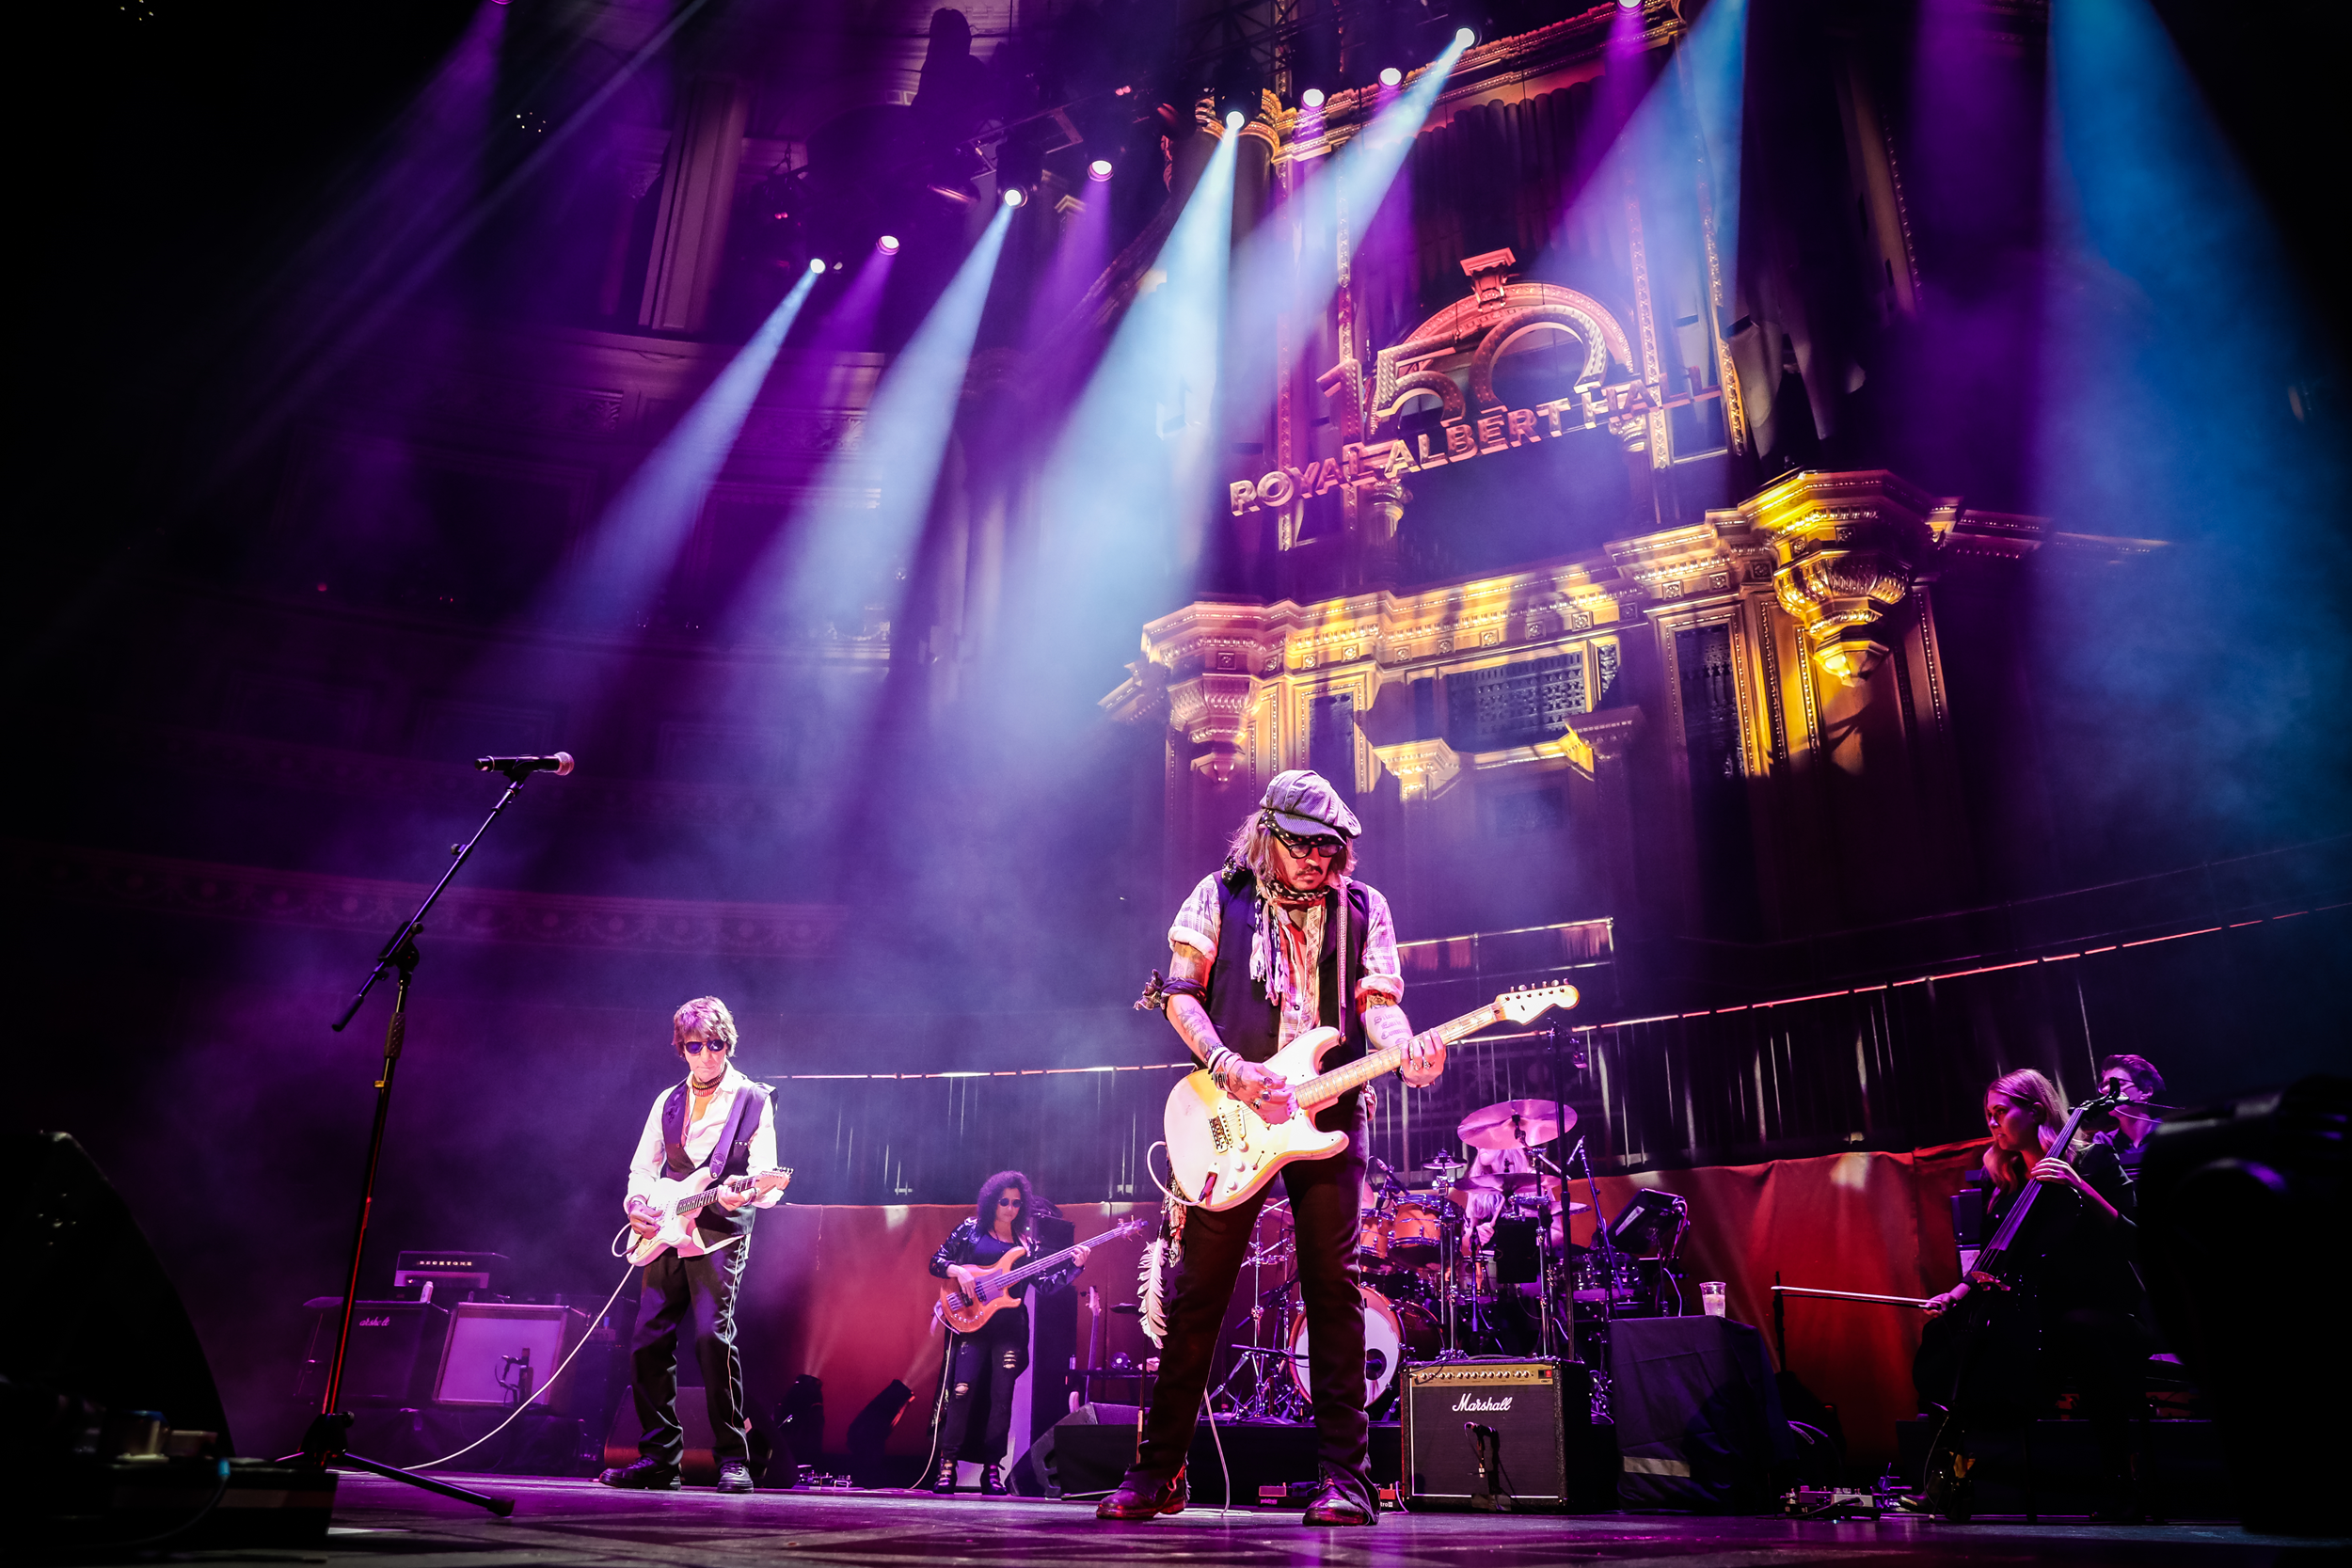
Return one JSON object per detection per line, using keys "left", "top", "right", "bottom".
{"left": 1205, "top": 867, "right": 1374, "bottom": 1133}
{"left": 660, "top": 1078, "right": 772, "bottom": 1243}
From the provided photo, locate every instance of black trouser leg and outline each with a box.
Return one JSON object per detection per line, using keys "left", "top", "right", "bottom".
{"left": 1132, "top": 1189, "right": 1272, "bottom": 1481}
{"left": 686, "top": 1242, "right": 752, "bottom": 1462}
{"left": 1283, "top": 1145, "right": 1374, "bottom": 1509}
{"left": 630, "top": 1252, "right": 691, "bottom": 1467}
{"left": 938, "top": 1336, "right": 985, "bottom": 1461}
{"left": 979, "top": 1312, "right": 1030, "bottom": 1455}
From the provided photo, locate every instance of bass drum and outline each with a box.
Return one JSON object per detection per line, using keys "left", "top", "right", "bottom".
{"left": 1288, "top": 1285, "right": 1440, "bottom": 1408}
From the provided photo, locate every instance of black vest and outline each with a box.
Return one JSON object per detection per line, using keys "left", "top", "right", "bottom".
{"left": 661, "top": 1078, "right": 771, "bottom": 1243}
{"left": 1206, "top": 868, "right": 1374, "bottom": 1133}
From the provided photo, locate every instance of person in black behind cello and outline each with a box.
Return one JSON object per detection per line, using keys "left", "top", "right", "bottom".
{"left": 1914, "top": 1069, "right": 2155, "bottom": 1520}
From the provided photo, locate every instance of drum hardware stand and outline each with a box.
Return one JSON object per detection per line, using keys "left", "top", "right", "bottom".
{"left": 1564, "top": 1134, "right": 1622, "bottom": 1421}
{"left": 283, "top": 765, "right": 549, "bottom": 1516}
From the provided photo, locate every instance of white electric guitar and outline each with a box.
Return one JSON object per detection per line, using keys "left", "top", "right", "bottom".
{"left": 620, "top": 1166, "right": 793, "bottom": 1266}
{"left": 1164, "top": 983, "right": 1578, "bottom": 1212}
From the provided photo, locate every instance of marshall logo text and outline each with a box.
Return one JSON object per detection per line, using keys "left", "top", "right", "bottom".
{"left": 1451, "top": 1392, "right": 1516, "bottom": 1413}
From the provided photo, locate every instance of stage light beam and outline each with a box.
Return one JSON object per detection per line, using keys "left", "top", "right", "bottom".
{"left": 1089, "top": 159, "right": 1114, "bottom": 182}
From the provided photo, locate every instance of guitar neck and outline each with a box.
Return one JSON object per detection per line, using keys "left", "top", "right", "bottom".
{"left": 1979, "top": 1103, "right": 2100, "bottom": 1260}
{"left": 675, "top": 1170, "right": 781, "bottom": 1216}
{"left": 1293, "top": 1000, "right": 1503, "bottom": 1107}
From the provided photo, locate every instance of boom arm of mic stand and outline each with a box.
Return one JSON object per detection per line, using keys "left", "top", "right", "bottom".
{"left": 331, "top": 772, "right": 531, "bottom": 1032}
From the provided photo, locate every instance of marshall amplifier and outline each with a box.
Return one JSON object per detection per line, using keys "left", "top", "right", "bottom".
{"left": 336, "top": 1301, "right": 450, "bottom": 1406}
{"left": 1399, "top": 1358, "right": 1612, "bottom": 1512}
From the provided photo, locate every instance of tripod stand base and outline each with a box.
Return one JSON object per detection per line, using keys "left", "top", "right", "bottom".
{"left": 287, "top": 1412, "right": 516, "bottom": 1516}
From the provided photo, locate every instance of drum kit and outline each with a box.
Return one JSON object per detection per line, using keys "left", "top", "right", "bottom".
{"left": 1212, "top": 1095, "right": 1692, "bottom": 1421}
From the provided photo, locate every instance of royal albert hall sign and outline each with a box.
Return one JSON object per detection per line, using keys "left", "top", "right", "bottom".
{"left": 1229, "top": 248, "right": 1661, "bottom": 518}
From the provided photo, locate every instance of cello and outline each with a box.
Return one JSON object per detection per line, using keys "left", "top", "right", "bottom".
{"left": 1912, "top": 1084, "right": 2122, "bottom": 1519}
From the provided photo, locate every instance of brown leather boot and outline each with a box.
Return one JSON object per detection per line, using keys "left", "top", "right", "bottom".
{"left": 1095, "top": 1466, "right": 1187, "bottom": 1520}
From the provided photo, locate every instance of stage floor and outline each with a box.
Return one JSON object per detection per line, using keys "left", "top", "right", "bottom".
{"left": 268, "top": 1473, "right": 2330, "bottom": 1568}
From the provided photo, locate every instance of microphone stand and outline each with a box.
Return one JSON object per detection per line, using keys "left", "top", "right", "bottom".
{"left": 286, "top": 766, "right": 545, "bottom": 1515}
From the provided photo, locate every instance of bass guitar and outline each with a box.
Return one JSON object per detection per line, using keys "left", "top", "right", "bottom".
{"left": 1164, "top": 982, "right": 1578, "bottom": 1212}
{"left": 620, "top": 1166, "right": 793, "bottom": 1266}
{"left": 932, "top": 1212, "right": 1152, "bottom": 1334}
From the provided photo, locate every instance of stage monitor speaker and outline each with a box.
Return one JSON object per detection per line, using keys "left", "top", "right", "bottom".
{"left": 431, "top": 1303, "right": 588, "bottom": 1411}
{"left": 1399, "top": 1357, "right": 1612, "bottom": 1512}
{"left": 1607, "top": 1316, "right": 1790, "bottom": 1513}
{"left": 5, "top": 1132, "right": 231, "bottom": 1450}
{"left": 342, "top": 1301, "right": 450, "bottom": 1406}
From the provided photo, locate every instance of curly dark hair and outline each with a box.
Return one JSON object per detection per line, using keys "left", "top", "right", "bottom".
{"left": 974, "top": 1170, "right": 1037, "bottom": 1243}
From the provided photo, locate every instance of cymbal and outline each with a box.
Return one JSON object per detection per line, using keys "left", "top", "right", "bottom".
{"left": 1458, "top": 1098, "right": 1574, "bottom": 1149}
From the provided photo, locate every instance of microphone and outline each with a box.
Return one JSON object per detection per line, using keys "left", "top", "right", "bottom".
{"left": 476, "top": 752, "right": 574, "bottom": 776}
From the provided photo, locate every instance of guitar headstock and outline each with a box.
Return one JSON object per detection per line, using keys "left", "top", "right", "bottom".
{"left": 1496, "top": 981, "right": 1580, "bottom": 1024}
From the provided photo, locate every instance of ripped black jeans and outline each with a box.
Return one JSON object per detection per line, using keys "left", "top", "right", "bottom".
{"left": 938, "top": 1306, "right": 1030, "bottom": 1463}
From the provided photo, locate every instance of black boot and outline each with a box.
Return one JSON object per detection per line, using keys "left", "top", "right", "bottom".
{"left": 930, "top": 1457, "right": 957, "bottom": 1495}
{"left": 980, "top": 1462, "right": 1006, "bottom": 1497}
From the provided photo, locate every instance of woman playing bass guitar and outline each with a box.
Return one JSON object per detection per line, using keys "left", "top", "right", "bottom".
{"left": 1913, "top": 1069, "right": 2155, "bottom": 1521}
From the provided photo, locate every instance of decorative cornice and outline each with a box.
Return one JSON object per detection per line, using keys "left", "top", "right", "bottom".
{"left": 8, "top": 839, "right": 846, "bottom": 958}
{"left": 122, "top": 724, "right": 825, "bottom": 832}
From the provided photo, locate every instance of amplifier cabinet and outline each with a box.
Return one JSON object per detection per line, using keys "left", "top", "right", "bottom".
{"left": 1400, "top": 1358, "right": 1602, "bottom": 1513}
{"left": 431, "top": 1303, "right": 590, "bottom": 1412}
{"left": 341, "top": 1301, "right": 450, "bottom": 1407}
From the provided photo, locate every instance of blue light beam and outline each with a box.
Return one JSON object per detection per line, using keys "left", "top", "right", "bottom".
{"left": 758, "top": 202, "right": 1015, "bottom": 639}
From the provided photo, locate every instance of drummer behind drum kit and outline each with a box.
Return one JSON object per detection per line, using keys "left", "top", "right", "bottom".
{"left": 1212, "top": 1097, "right": 1692, "bottom": 1424}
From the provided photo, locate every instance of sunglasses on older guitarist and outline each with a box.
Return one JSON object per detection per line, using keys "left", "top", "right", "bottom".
{"left": 1268, "top": 823, "right": 1345, "bottom": 859}
{"left": 682, "top": 1039, "right": 731, "bottom": 1056}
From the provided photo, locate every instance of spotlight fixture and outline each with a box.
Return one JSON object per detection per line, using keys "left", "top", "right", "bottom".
{"left": 1225, "top": 109, "right": 1245, "bottom": 131}
{"left": 1379, "top": 67, "right": 1403, "bottom": 87}
{"left": 1088, "top": 158, "right": 1114, "bottom": 182}
{"left": 1002, "top": 186, "right": 1027, "bottom": 208}
{"left": 1617, "top": 0, "right": 1641, "bottom": 8}
{"left": 1302, "top": 87, "right": 1326, "bottom": 109}
{"left": 1455, "top": 25, "right": 1476, "bottom": 46}
{"left": 877, "top": 234, "right": 900, "bottom": 255}
{"left": 807, "top": 258, "right": 827, "bottom": 275}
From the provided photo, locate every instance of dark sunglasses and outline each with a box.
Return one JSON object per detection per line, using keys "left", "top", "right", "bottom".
{"left": 996, "top": 1195, "right": 1024, "bottom": 1206}
{"left": 682, "top": 1039, "right": 731, "bottom": 1056}
{"left": 1268, "top": 823, "right": 1345, "bottom": 859}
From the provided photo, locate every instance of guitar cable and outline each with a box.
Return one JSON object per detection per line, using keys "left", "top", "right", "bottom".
{"left": 412, "top": 1257, "right": 639, "bottom": 1472}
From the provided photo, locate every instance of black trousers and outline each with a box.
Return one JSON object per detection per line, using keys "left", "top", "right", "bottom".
{"left": 938, "top": 1307, "right": 1030, "bottom": 1463}
{"left": 1131, "top": 1140, "right": 1373, "bottom": 1508}
{"left": 631, "top": 1238, "right": 751, "bottom": 1465}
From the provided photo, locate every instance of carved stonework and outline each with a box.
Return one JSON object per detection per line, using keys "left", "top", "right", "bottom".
{"left": 9, "top": 839, "right": 845, "bottom": 958}
{"left": 1728, "top": 470, "right": 1947, "bottom": 686}
{"left": 1370, "top": 737, "right": 1462, "bottom": 801}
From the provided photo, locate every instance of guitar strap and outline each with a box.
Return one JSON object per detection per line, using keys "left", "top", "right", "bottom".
{"left": 707, "top": 1082, "right": 768, "bottom": 1181}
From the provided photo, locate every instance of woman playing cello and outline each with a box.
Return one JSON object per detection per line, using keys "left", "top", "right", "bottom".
{"left": 1914, "top": 1069, "right": 2154, "bottom": 1520}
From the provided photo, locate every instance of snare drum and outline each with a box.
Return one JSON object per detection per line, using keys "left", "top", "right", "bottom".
{"left": 1289, "top": 1285, "right": 1440, "bottom": 1406}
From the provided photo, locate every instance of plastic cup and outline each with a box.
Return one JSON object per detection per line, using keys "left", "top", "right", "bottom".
{"left": 1700, "top": 1280, "right": 1728, "bottom": 1317}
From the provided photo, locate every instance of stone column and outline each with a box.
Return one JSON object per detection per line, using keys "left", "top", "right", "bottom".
{"left": 639, "top": 76, "right": 749, "bottom": 334}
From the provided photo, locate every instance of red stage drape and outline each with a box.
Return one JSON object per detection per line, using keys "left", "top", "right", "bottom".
{"left": 737, "top": 1143, "right": 1987, "bottom": 1465}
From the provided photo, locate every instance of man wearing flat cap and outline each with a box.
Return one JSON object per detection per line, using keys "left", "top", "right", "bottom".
{"left": 1100, "top": 769, "right": 1444, "bottom": 1527}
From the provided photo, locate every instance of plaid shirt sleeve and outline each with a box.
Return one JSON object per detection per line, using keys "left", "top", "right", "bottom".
{"left": 1168, "top": 872, "right": 1223, "bottom": 961}
{"left": 1355, "top": 882, "right": 1404, "bottom": 1007}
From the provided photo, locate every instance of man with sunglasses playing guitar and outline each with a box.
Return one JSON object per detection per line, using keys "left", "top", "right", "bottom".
{"left": 600, "top": 996, "right": 787, "bottom": 1494}
{"left": 1100, "top": 770, "right": 1444, "bottom": 1528}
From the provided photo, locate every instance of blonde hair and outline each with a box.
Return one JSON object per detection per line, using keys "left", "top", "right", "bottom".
{"left": 672, "top": 995, "right": 739, "bottom": 1057}
{"left": 1227, "top": 808, "right": 1356, "bottom": 884}
{"left": 1981, "top": 1068, "right": 2073, "bottom": 1194}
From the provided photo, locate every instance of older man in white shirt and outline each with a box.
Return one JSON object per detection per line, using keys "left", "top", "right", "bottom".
{"left": 599, "top": 996, "right": 786, "bottom": 1494}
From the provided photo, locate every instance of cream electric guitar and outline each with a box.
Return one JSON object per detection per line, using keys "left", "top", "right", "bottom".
{"left": 931, "top": 1212, "right": 1152, "bottom": 1334}
{"left": 1165, "top": 983, "right": 1578, "bottom": 1212}
{"left": 621, "top": 1166, "right": 793, "bottom": 1266}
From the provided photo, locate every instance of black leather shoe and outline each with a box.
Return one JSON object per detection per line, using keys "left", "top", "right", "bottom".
{"left": 1301, "top": 1481, "right": 1375, "bottom": 1527}
{"left": 980, "top": 1462, "right": 1006, "bottom": 1497}
{"left": 598, "top": 1458, "right": 682, "bottom": 1490}
{"left": 930, "top": 1458, "right": 957, "bottom": 1495}
{"left": 715, "top": 1458, "right": 753, "bottom": 1494}
{"left": 1095, "top": 1467, "right": 1186, "bottom": 1520}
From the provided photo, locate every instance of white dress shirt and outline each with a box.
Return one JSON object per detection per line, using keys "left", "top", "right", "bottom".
{"left": 625, "top": 1064, "right": 783, "bottom": 1258}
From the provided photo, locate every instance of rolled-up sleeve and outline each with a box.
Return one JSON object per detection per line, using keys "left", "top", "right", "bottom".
{"left": 1355, "top": 885, "right": 1404, "bottom": 1007}
{"left": 1168, "top": 872, "right": 1224, "bottom": 961}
